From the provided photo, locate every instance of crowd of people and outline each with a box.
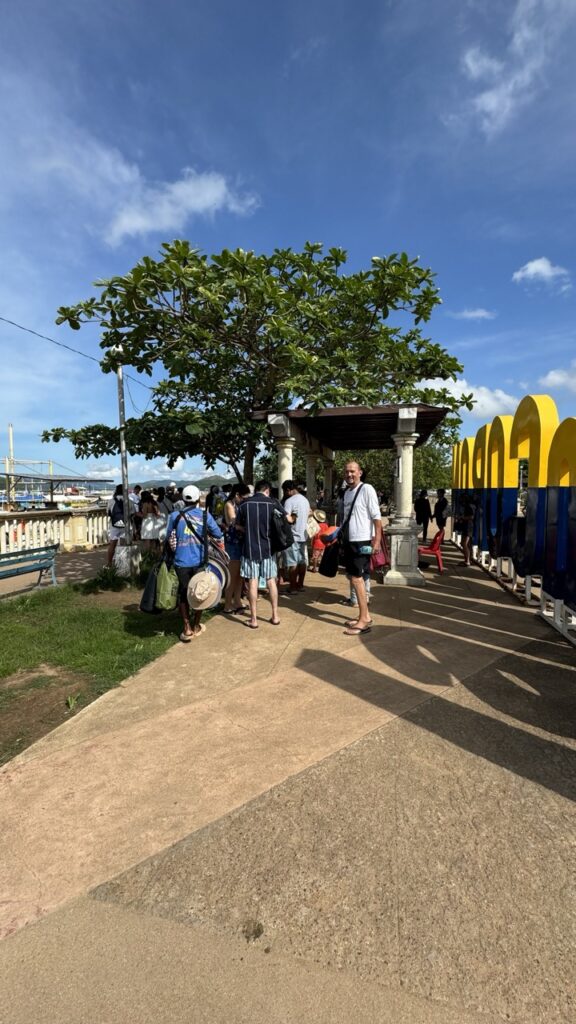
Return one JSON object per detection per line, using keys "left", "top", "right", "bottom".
{"left": 107, "top": 469, "right": 454, "bottom": 642}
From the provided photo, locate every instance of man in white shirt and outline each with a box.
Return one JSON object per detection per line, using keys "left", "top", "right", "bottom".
{"left": 282, "top": 481, "right": 311, "bottom": 595}
{"left": 341, "top": 461, "right": 382, "bottom": 635}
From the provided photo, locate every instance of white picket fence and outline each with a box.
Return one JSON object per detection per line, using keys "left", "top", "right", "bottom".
{"left": 0, "top": 508, "right": 108, "bottom": 554}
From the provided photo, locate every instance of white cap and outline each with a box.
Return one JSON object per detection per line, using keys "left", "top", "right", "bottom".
{"left": 168, "top": 481, "right": 177, "bottom": 489}
{"left": 182, "top": 485, "right": 200, "bottom": 502}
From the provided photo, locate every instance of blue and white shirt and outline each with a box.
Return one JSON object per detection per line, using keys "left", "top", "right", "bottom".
{"left": 166, "top": 507, "right": 223, "bottom": 568}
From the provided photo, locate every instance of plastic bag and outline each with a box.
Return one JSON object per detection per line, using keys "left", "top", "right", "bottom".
{"left": 113, "top": 544, "right": 141, "bottom": 578}
{"left": 155, "top": 561, "right": 179, "bottom": 611}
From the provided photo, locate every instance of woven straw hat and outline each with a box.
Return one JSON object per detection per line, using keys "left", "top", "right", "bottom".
{"left": 187, "top": 570, "right": 222, "bottom": 610}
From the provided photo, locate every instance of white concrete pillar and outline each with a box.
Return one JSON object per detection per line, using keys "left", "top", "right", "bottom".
{"left": 392, "top": 431, "right": 418, "bottom": 518}
{"left": 305, "top": 454, "right": 318, "bottom": 503}
{"left": 276, "top": 438, "right": 295, "bottom": 489}
{"left": 384, "top": 413, "right": 424, "bottom": 587}
{"left": 322, "top": 458, "right": 335, "bottom": 501}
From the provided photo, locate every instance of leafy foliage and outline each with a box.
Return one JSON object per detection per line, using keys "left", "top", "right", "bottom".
{"left": 44, "top": 241, "right": 472, "bottom": 480}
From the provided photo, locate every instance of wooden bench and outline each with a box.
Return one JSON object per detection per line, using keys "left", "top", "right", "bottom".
{"left": 0, "top": 544, "right": 59, "bottom": 588}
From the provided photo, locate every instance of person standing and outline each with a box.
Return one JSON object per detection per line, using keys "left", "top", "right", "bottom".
{"left": 282, "top": 480, "right": 311, "bottom": 595}
{"left": 222, "top": 483, "right": 251, "bottom": 614}
{"left": 165, "top": 485, "right": 224, "bottom": 642}
{"left": 235, "top": 479, "right": 293, "bottom": 629}
{"left": 106, "top": 484, "right": 128, "bottom": 566}
{"left": 166, "top": 482, "right": 184, "bottom": 511}
{"left": 129, "top": 484, "right": 142, "bottom": 539}
{"left": 414, "top": 489, "right": 432, "bottom": 542}
{"left": 433, "top": 489, "right": 449, "bottom": 532}
{"left": 458, "top": 492, "right": 476, "bottom": 567}
{"left": 341, "top": 462, "right": 382, "bottom": 636}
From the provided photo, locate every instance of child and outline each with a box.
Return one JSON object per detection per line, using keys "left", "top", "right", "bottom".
{"left": 310, "top": 509, "right": 332, "bottom": 571}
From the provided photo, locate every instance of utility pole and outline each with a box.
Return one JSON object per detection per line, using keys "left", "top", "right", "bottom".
{"left": 116, "top": 363, "right": 132, "bottom": 547}
{"left": 7, "top": 423, "right": 15, "bottom": 505}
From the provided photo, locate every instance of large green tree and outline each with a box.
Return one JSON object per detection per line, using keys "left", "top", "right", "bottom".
{"left": 44, "top": 241, "right": 471, "bottom": 481}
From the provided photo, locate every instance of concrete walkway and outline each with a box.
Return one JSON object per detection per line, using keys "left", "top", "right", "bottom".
{"left": 0, "top": 547, "right": 574, "bottom": 1023}
{"left": 0, "top": 547, "right": 108, "bottom": 598}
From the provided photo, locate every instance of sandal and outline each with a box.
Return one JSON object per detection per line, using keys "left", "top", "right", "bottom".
{"left": 180, "top": 631, "right": 194, "bottom": 643}
{"left": 343, "top": 625, "right": 372, "bottom": 636}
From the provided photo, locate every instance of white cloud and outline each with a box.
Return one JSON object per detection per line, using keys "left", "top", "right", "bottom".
{"left": 512, "top": 256, "right": 571, "bottom": 291}
{"left": 425, "top": 377, "right": 519, "bottom": 418}
{"left": 447, "top": 308, "right": 497, "bottom": 321}
{"left": 106, "top": 168, "right": 258, "bottom": 246}
{"left": 461, "top": 47, "right": 504, "bottom": 82}
{"left": 0, "top": 69, "right": 258, "bottom": 246}
{"left": 539, "top": 360, "right": 576, "bottom": 393}
{"left": 85, "top": 464, "right": 121, "bottom": 480}
{"left": 459, "top": 0, "right": 576, "bottom": 136}
{"left": 85, "top": 459, "right": 226, "bottom": 483}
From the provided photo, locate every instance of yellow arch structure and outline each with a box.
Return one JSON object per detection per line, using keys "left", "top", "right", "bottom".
{"left": 547, "top": 418, "right": 576, "bottom": 486}
{"left": 472, "top": 424, "right": 490, "bottom": 489}
{"left": 459, "top": 437, "right": 475, "bottom": 490}
{"left": 487, "top": 415, "right": 516, "bottom": 489}
{"left": 510, "top": 394, "right": 559, "bottom": 488}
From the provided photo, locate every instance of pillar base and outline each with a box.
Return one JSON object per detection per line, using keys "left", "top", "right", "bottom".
{"left": 383, "top": 518, "right": 425, "bottom": 587}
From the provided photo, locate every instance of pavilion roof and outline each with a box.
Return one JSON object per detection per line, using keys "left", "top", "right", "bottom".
{"left": 254, "top": 404, "right": 448, "bottom": 450}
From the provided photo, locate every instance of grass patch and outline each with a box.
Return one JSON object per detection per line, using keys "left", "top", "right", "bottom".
{"left": 0, "top": 584, "right": 180, "bottom": 763}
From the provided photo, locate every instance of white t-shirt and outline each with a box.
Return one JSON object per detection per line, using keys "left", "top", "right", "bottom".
{"left": 342, "top": 483, "right": 381, "bottom": 541}
{"left": 283, "top": 493, "right": 311, "bottom": 543}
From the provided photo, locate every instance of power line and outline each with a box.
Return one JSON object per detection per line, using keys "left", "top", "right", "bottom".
{"left": 0, "top": 315, "right": 154, "bottom": 392}
{"left": 125, "top": 375, "right": 153, "bottom": 416}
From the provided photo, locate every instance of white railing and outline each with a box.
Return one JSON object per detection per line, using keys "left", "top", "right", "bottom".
{"left": 0, "top": 507, "right": 108, "bottom": 554}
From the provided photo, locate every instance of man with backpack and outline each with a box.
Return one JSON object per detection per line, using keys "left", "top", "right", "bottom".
{"left": 235, "top": 480, "right": 295, "bottom": 629}
{"left": 165, "top": 485, "right": 225, "bottom": 642}
{"left": 106, "top": 484, "right": 129, "bottom": 566}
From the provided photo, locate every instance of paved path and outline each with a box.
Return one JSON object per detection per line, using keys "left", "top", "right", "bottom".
{"left": 0, "top": 547, "right": 574, "bottom": 1023}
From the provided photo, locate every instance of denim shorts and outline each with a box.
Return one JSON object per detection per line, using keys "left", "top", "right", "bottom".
{"left": 284, "top": 540, "right": 308, "bottom": 568}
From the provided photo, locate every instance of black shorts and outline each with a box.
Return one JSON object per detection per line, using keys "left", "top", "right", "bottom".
{"left": 175, "top": 564, "right": 204, "bottom": 604}
{"left": 342, "top": 540, "right": 372, "bottom": 579}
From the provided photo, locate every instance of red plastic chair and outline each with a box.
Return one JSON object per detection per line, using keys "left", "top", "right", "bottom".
{"left": 418, "top": 529, "right": 445, "bottom": 573}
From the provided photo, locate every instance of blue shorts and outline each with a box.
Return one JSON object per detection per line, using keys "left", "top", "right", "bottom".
{"left": 240, "top": 555, "right": 278, "bottom": 580}
{"left": 225, "top": 538, "right": 242, "bottom": 561}
{"left": 284, "top": 540, "right": 308, "bottom": 568}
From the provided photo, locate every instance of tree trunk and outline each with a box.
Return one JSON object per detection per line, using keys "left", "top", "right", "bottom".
{"left": 243, "top": 440, "right": 256, "bottom": 485}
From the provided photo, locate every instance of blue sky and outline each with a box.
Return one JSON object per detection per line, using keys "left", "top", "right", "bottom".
{"left": 2, "top": 0, "right": 576, "bottom": 483}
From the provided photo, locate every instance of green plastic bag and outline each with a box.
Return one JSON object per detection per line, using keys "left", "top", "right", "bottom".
{"left": 155, "top": 561, "right": 179, "bottom": 611}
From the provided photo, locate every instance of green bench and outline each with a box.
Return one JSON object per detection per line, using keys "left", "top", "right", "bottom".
{"left": 0, "top": 544, "right": 59, "bottom": 588}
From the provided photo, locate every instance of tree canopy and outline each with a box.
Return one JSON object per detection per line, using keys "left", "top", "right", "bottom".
{"left": 44, "top": 240, "right": 472, "bottom": 481}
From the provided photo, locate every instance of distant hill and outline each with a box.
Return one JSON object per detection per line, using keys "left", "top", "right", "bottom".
{"left": 139, "top": 473, "right": 237, "bottom": 491}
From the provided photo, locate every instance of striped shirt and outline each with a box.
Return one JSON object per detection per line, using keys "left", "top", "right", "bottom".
{"left": 235, "top": 493, "right": 285, "bottom": 561}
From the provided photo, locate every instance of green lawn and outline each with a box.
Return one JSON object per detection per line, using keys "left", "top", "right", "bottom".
{"left": 0, "top": 585, "right": 180, "bottom": 763}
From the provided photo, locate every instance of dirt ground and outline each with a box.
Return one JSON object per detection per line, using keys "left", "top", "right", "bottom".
{"left": 0, "top": 588, "right": 148, "bottom": 765}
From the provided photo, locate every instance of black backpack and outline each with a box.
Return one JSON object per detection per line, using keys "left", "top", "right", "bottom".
{"left": 270, "top": 508, "right": 294, "bottom": 553}
{"left": 110, "top": 496, "right": 124, "bottom": 527}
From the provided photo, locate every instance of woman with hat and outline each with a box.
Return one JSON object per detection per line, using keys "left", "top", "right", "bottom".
{"left": 309, "top": 509, "right": 331, "bottom": 572}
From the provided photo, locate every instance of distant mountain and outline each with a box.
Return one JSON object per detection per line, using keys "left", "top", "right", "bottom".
{"left": 139, "top": 473, "right": 237, "bottom": 491}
